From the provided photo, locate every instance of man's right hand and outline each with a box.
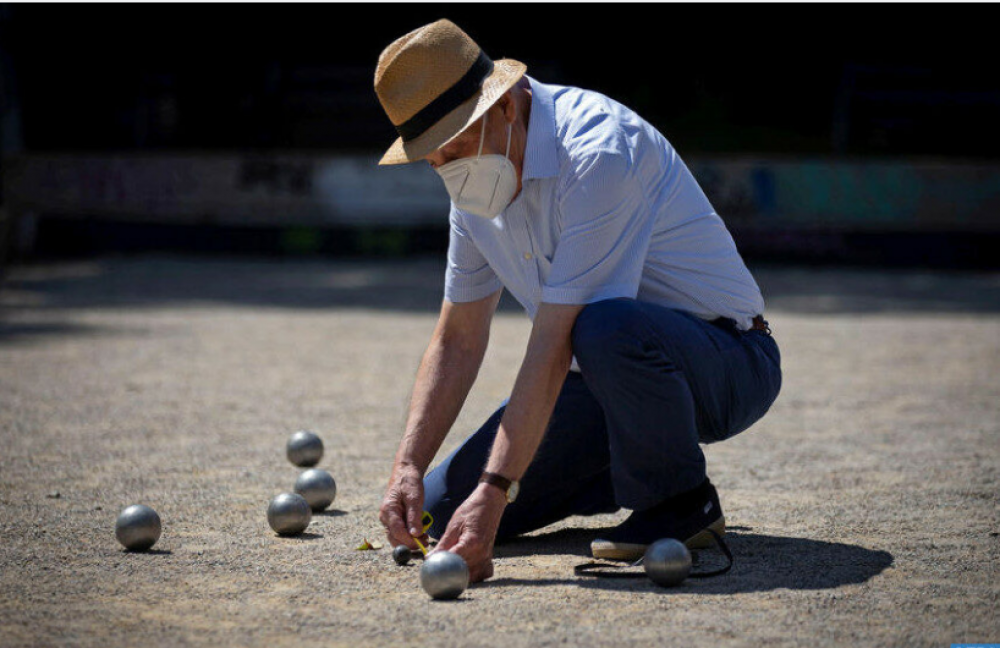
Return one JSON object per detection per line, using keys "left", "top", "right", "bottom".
{"left": 379, "top": 463, "right": 427, "bottom": 549}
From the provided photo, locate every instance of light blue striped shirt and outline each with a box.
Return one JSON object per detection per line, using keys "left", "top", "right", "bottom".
{"left": 445, "top": 76, "right": 765, "bottom": 343}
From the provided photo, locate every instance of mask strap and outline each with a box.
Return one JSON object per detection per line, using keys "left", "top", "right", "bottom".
{"left": 476, "top": 112, "right": 487, "bottom": 159}
{"left": 488, "top": 118, "right": 514, "bottom": 211}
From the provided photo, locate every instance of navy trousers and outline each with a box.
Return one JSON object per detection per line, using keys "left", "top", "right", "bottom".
{"left": 423, "top": 298, "right": 782, "bottom": 540}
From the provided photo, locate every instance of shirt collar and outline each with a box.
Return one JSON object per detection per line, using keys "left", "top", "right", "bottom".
{"left": 521, "top": 76, "right": 560, "bottom": 180}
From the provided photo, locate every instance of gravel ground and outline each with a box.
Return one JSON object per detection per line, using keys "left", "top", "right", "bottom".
{"left": 1, "top": 256, "right": 998, "bottom": 647}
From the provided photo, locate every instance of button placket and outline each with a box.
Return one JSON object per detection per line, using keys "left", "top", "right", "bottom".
{"left": 518, "top": 208, "right": 546, "bottom": 303}
{"left": 504, "top": 201, "right": 540, "bottom": 301}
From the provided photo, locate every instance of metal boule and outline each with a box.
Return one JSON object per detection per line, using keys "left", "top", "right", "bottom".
{"left": 643, "top": 538, "right": 692, "bottom": 587}
{"left": 115, "top": 504, "right": 162, "bottom": 551}
{"left": 286, "top": 430, "right": 323, "bottom": 467}
{"left": 267, "top": 493, "right": 312, "bottom": 535}
{"left": 294, "top": 469, "right": 337, "bottom": 511}
{"left": 419, "top": 550, "right": 469, "bottom": 600}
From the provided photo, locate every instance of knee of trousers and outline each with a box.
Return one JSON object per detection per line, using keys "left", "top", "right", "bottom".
{"left": 422, "top": 467, "right": 460, "bottom": 540}
{"left": 571, "top": 298, "right": 659, "bottom": 369}
{"left": 425, "top": 500, "right": 452, "bottom": 540}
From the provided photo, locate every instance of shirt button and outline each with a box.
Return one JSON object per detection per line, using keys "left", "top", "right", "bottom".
{"left": 523, "top": 252, "right": 533, "bottom": 260}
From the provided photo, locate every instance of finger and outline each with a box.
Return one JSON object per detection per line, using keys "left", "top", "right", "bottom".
{"left": 447, "top": 536, "right": 479, "bottom": 567}
{"left": 383, "top": 504, "right": 416, "bottom": 549}
{"left": 435, "top": 519, "right": 462, "bottom": 552}
{"left": 448, "top": 538, "right": 491, "bottom": 583}
{"left": 469, "top": 558, "right": 494, "bottom": 583}
{"left": 386, "top": 517, "right": 409, "bottom": 547}
{"left": 405, "top": 496, "right": 425, "bottom": 538}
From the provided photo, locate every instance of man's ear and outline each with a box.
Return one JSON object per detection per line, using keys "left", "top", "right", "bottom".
{"left": 498, "top": 90, "right": 517, "bottom": 124}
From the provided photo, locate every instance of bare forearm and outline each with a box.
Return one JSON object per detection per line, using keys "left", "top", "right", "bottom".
{"left": 485, "top": 305, "right": 580, "bottom": 480}
{"left": 396, "top": 332, "right": 487, "bottom": 473}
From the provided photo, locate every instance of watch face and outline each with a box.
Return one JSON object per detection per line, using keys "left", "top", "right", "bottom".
{"left": 507, "top": 481, "right": 520, "bottom": 503}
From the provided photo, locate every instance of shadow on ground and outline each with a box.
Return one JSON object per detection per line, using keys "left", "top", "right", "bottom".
{"left": 2, "top": 257, "right": 998, "bottom": 327}
{"left": 0, "top": 321, "right": 108, "bottom": 341}
{"left": 490, "top": 527, "right": 893, "bottom": 595}
{"left": 0, "top": 257, "right": 464, "bottom": 314}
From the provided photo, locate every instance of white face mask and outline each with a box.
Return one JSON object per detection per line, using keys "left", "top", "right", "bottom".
{"left": 435, "top": 112, "right": 517, "bottom": 219}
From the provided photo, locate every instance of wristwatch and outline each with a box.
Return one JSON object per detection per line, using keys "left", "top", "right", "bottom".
{"left": 479, "top": 471, "right": 520, "bottom": 504}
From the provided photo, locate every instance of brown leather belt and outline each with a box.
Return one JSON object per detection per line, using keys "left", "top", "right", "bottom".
{"left": 751, "top": 315, "right": 771, "bottom": 334}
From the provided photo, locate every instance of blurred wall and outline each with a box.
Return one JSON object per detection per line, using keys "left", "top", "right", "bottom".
{"left": 6, "top": 153, "right": 1000, "bottom": 233}
{"left": 5, "top": 151, "right": 998, "bottom": 267}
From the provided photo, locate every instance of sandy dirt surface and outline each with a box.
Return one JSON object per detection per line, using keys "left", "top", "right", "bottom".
{"left": 1, "top": 256, "right": 998, "bottom": 647}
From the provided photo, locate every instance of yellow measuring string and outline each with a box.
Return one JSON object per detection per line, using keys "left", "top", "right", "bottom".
{"left": 412, "top": 510, "right": 433, "bottom": 556}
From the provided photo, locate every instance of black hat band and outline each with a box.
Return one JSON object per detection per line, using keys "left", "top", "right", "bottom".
{"left": 395, "top": 51, "right": 495, "bottom": 143}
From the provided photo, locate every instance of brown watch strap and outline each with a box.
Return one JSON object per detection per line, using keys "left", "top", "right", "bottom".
{"left": 479, "top": 471, "right": 513, "bottom": 493}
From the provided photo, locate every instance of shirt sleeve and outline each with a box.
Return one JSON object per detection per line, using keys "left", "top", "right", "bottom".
{"left": 443, "top": 208, "right": 504, "bottom": 303}
{"left": 541, "top": 150, "right": 653, "bottom": 304}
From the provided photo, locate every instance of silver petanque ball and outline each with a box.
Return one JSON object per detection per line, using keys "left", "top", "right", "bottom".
{"left": 286, "top": 430, "right": 324, "bottom": 467}
{"left": 267, "top": 493, "right": 312, "bottom": 535}
{"left": 115, "top": 504, "right": 161, "bottom": 551}
{"left": 420, "top": 550, "right": 469, "bottom": 600}
{"left": 643, "top": 538, "right": 692, "bottom": 587}
{"left": 294, "top": 469, "right": 337, "bottom": 511}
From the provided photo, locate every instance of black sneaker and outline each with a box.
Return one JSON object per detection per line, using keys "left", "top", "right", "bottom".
{"left": 590, "top": 478, "right": 726, "bottom": 561}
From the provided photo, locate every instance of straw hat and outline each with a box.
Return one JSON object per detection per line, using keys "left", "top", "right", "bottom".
{"left": 374, "top": 19, "right": 527, "bottom": 165}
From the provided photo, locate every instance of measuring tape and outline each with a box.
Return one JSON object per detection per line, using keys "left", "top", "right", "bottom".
{"left": 412, "top": 510, "right": 434, "bottom": 556}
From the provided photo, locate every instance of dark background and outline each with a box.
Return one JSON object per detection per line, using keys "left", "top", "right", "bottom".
{"left": 6, "top": 3, "right": 998, "bottom": 159}
{"left": 1, "top": 4, "right": 998, "bottom": 268}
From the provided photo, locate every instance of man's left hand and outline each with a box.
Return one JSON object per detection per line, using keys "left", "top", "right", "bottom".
{"left": 433, "top": 483, "right": 508, "bottom": 582}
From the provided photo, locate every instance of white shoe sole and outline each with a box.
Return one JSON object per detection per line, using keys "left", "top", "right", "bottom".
{"left": 590, "top": 515, "right": 726, "bottom": 561}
